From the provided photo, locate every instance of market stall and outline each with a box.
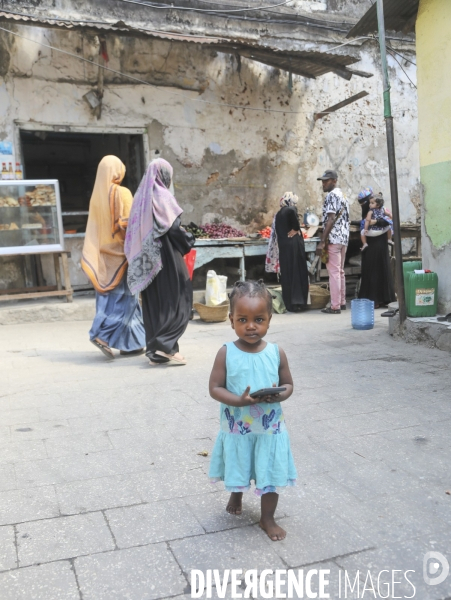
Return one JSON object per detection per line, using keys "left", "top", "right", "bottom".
{"left": 0, "top": 179, "right": 73, "bottom": 301}
{"left": 195, "top": 238, "right": 321, "bottom": 280}
{"left": 189, "top": 224, "right": 321, "bottom": 281}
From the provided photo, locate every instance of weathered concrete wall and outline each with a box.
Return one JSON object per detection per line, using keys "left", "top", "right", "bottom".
{"left": 0, "top": 24, "right": 419, "bottom": 231}
{"left": 417, "top": 0, "right": 451, "bottom": 313}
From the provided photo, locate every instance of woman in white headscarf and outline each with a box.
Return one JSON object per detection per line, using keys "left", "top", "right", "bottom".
{"left": 265, "top": 192, "right": 309, "bottom": 312}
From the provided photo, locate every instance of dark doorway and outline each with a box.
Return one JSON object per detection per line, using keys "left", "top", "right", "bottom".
{"left": 20, "top": 130, "right": 145, "bottom": 233}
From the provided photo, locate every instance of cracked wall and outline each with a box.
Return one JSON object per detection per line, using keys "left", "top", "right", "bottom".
{"left": 0, "top": 24, "right": 420, "bottom": 235}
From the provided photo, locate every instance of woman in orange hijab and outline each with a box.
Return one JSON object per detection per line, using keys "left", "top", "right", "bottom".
{"left": 81, "top": 155, "right": 145, "bottom": 359}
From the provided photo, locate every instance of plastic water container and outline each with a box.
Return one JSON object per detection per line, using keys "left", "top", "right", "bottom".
{"left": 405, "top": 271, "right": 438, "bottom": 317}
{"left": 403, "top": 260, "right": 422, "bottom": 278}
{"left": 403, "top": 260, "right": 422, "bottom": 297}
{"left": 351, "top": 299, "right": 374, "bottom": 330}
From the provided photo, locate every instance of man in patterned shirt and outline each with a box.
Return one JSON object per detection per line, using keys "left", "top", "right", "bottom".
{"left": 315, "top": 170, "right": 350, "bottom": 314}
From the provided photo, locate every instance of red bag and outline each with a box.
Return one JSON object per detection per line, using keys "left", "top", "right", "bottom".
{"left": 183, "top": 249, "right": 196, "bottom": 280}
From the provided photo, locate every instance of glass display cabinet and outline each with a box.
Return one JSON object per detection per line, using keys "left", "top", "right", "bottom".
{"left": 0, "top": 179, "right": 64, "bottom": 255}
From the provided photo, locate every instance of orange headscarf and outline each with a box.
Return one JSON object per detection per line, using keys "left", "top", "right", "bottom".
{"left": 81, "top": 156, "right": 133, "bottom": 293}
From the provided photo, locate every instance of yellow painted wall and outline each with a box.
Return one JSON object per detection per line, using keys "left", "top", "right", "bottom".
{"left": 417, "top": 0, "right": 451, "bottom": 249}
{"left": 417, "top": 0, "right": 451, "bottom": 168}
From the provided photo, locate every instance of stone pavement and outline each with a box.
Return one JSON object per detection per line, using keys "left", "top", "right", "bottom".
{"left": 0, "top": 310, "right": 450, "bottom": 599}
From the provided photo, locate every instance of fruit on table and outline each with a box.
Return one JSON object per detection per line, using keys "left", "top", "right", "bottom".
{"left": 258, "top": 226, "right": 272, "bottom": 239}
{"left": 201, "top": 223, "right": 245, "bottom": 239}
{"left": 183, "top": 222, "right": 209, "bottom": 239}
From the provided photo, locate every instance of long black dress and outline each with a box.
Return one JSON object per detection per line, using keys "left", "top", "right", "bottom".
{"left": 358, "top": 202, "right": 396, "bottom": 307}
{"left": 141, "top": 217, "right": 194, "bottom": 361}
{"left": 275, "top": 206, "right": 309, "bottom": 312}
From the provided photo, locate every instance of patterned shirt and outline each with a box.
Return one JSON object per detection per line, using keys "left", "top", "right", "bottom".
{"left": 322, "top": 187, "right": 350, "bottom": 245}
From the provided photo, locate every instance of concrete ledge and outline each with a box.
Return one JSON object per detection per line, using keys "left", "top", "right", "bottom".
{"left": 0, "top": 295, "right": 96, "bottom": 325}
{"left": 389, "top": 314, "right": 451, "bottom": 353}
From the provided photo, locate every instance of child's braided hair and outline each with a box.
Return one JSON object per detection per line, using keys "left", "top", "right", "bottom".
{"left": 229, "top": 279, "right": 273, "bottom": 314}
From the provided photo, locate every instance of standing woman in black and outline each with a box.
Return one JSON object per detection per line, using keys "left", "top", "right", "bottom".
{"left": 125, "top": 158, "right": 194, "bottom": 365}
{"left": 357, "top": 187, "right": 395, "bottom": 308}
{"left": 266, "top": 192, "right": 309, "bottom": 312}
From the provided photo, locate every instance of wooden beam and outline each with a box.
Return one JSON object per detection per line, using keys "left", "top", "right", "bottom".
{"left": 314, "top": 91, "right": 369, "bottom": 121}
{"left": 0, "top": 285, "right": 57, "bottom": 296}
{"left": 0, "top": 290, "right": 72, "bottom": 302}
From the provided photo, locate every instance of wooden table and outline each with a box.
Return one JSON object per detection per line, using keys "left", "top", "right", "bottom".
{"left": 194, "top": 238, "right": 321, "bottom": 280}
{"left": 0, "top": 251, "right": 73, "bottom": 302}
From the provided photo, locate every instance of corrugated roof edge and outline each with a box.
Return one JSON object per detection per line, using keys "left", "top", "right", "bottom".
{"left": 0, "top": 8, "right": 364, "bottom": 79}
{"left": 346, "top": 0, "right": 419, "bottom": 38}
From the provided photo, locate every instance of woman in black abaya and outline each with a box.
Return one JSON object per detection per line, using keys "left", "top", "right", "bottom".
{"left": 125, "top": 158, "right": 194, "bottom": 365}
{"left": 357, "top": 188, "right": 395, "bottom": 308}
{"left": 266, "top": 192, "right": 309, "bottom": 312}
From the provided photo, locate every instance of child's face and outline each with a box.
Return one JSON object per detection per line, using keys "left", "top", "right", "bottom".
{"left": 229, "top": 296, "right": 272, "bottom": 345}
{"left": 369, "top": 198, "right": 377, "bottom": 209}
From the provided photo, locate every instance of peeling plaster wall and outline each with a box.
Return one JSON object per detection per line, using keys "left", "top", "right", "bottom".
{"left": 0, "top": 11, "right": 419, "bottom": 292}
{"left": 1, "top": 25, "right": 419, "bottom": 226}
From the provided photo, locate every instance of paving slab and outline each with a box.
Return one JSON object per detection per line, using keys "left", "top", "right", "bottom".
{"left": 0, "top": 486, "right": 59, "bottom": 526}
{"left": 0, "top": 561, "right": 80, "bottom": 600}
{"left": 184, "top": 491, "right": 260, "bottom": 533}
{"left": 44, "top": 431, "right": 113, "bottom": 458}
{"left": 106, "top": 498, "right": 205, "bottom": 546}
{"left": 265, "top": 507, "right": 372, "bottom": 568}
{"left": 129, "top": 465, "right": 214, "bottom": 502}
{"left": 336, "top": 538, "right": 451, "bottom": 600}
{"left": 56, "top": 474, "right": 143, "bottom": 515}
{"left": 170, "top": 526, "right": 286, "bottom": 574}
{"left": 0, "top": 526, "right": 17, "bottom": 571}
{"left": 75, "top": 543, "right": 187, "bottom": 599}
{"left": 0, "top": 464, "right": 16, "bottom": 492}
{"left": 0, "top": 440, "right": 47, "bottom": 464}
{"left": 17, "top": 512, "right": 114, "bottom": 566}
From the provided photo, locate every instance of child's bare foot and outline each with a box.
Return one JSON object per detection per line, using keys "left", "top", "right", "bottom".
{"left": 226, "top": 492, "right": 243, "bottom": 515}
{"left": 259, "top": 517, "right": 286, "bottom": 541}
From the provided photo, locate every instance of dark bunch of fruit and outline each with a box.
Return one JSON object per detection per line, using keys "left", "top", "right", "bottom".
{"left": 183, "top": 222, "right": 210, "bottom": 239}
{"left": 201, "top": 223, "right": 245, "bottom": 239}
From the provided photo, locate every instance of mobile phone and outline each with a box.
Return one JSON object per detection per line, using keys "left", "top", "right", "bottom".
{"left": 250, "top": 387, "right": 286, "bottom": 398}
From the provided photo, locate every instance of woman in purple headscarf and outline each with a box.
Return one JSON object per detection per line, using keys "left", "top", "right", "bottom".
{"left": 125, "top": 158, "right": 194, "bottom": 365}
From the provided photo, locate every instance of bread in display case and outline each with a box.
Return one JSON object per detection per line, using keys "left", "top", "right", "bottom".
{"left": 0, "top": 180, "right": 64, "bottom": 255}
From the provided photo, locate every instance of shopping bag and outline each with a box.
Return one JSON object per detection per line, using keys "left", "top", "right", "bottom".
{"left": 271, "top": 287, "right": 287, "bottom": 314}
{"left": 183, "top": 249, "right": 196, "bottom": 280}
{"left": 205, "top": 270, "right": 227, "bottom": 306}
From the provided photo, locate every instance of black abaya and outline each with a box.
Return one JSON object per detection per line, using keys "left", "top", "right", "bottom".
{"left": 141, "top": 217, "right": 194, "bottom": 359}
{"left": 275, "top": 206, "right": 309, "bottom": 311}
{"left": 358, "top": 232, "right": 395, "bottom": 306}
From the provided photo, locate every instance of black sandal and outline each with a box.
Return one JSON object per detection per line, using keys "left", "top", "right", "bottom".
{"left": 90, "top": 339, "right": 114, "bottom": 359}
{"left": 321, "top": 307, "right": 341, "bottom": 314}
{"left": 381, "top": 308, "right": 399, "bottom": 317}
{"left": 437, "top": 313, "right": 451, "bottom": 322}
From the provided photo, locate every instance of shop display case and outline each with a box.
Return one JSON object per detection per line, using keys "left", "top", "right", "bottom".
{"left": 0, "top": 179, "right": 64, "bottom": 255}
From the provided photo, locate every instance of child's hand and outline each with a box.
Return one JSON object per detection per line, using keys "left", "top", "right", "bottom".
{"left": 262, "top": 383, "right": 281, "bottom": 403}
{"left": 240, "top": 386, "right": 258, "bottom": 405}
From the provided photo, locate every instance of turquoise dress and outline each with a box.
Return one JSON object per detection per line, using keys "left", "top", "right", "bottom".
{"left": 209, "top": 341, "right": 297, "bottom": 495}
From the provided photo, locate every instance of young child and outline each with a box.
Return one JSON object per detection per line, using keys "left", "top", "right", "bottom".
{"left": 208, "top": 280, "right": 297, "bottom": 542}
{"left": 360, "top": 194, "right": 394, "bottom": 250}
